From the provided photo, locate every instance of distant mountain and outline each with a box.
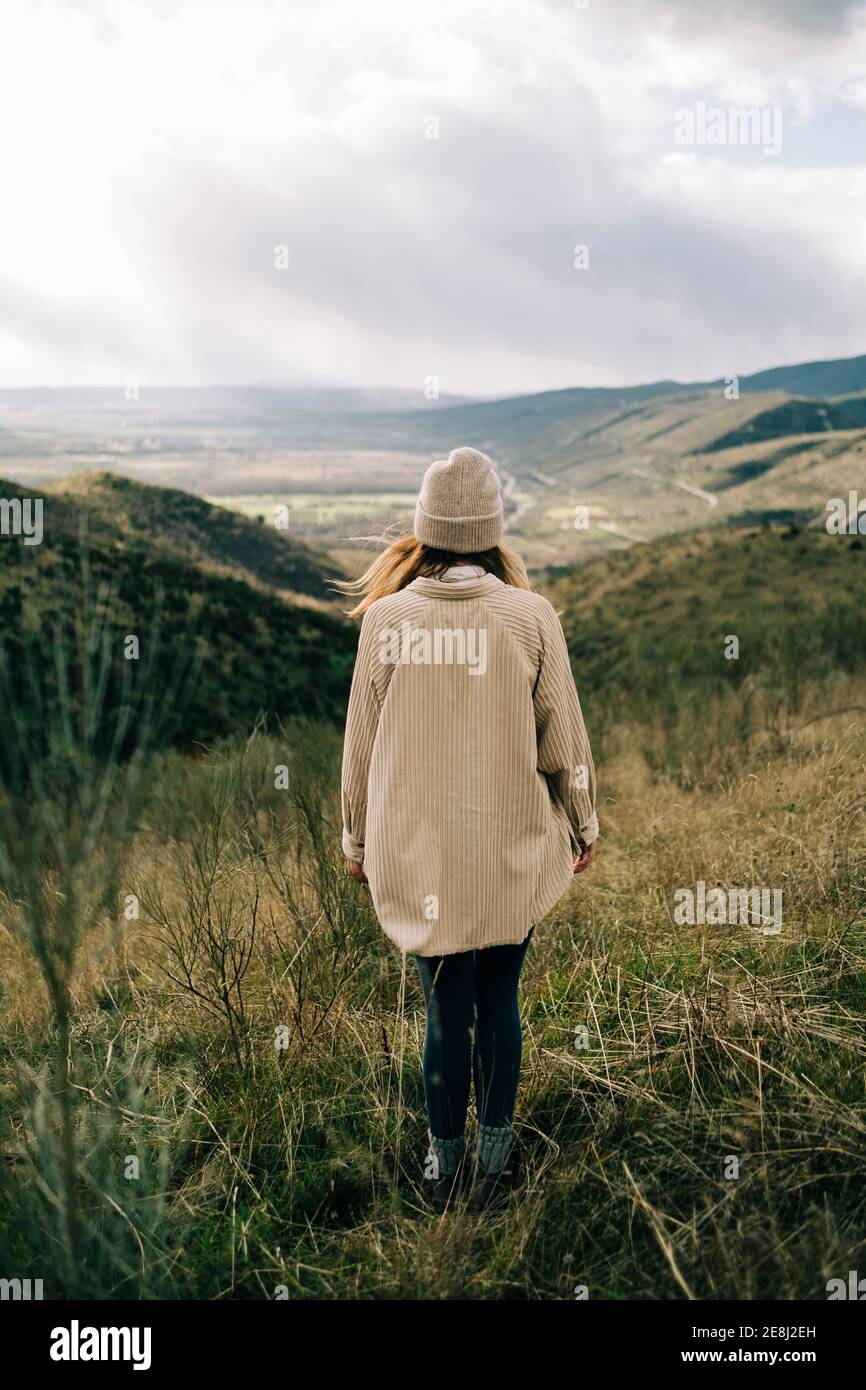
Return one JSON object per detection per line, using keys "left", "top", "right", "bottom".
{"left": 1, "top": 352, "right": 862, "bottom": 436}
{"left": 0, "top": 385, "right": 474, "bottom": 415}
{"left": 90, "top": 353, "right": 860, "bottom": 467}
{"left": 490, "top": 382, "right": 866, "bottom": 567}
{"left": 51, "top": 471, "right": 344, "bottom": 602}
{"left": 249, "top": 351, "right": 866, "bottom": 451}
{"left": 698, "top": 393, "right": 866, "bottom": 453}
{"left": 729, "top": 353, "right": 866, "bottom": 398}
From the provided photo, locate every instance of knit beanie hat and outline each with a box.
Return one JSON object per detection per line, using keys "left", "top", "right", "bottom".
{"left": 413, "top": 446, "right": 504, "bottom": 554}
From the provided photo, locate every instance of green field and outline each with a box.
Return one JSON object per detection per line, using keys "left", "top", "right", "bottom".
{"left": 1, "top": 508, "right": 864, "bottom": 1299}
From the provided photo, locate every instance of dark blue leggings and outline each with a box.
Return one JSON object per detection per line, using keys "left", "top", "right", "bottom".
{"left": 412, "top": 930, "right": 534, "bottom": 1140}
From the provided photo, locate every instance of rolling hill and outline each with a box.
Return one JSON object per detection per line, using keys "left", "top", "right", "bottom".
{"left": 50, "top": 471, "right": 344, "bottom": 603}
{"left": 544, "top": 521, "right": 866, "bottom": 733}
{"left": 0, "top": 477, "right": 356, "bottom": 766}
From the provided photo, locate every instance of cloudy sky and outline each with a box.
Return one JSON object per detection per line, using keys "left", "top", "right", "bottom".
{"left": 1, "top": 0, "right": 865, "bottom": 395}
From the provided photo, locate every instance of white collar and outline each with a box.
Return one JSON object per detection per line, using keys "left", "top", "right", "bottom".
{"left": 436, "top": 563, "right": 488, "bottom": 584}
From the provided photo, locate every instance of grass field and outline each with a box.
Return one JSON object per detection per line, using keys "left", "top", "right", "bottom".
{"left": 1, "top": 524, "right": 864, "bottom": 1300}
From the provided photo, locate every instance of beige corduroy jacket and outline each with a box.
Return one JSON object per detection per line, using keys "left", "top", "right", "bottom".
{"left": 340, "top": 571, "right": 598, "bottom": 956}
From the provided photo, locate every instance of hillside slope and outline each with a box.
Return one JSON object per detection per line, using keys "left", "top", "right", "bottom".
{"left": 0, "top": 478, "right": 357, "bottom": 758}
{"left": 543, "top": 523, "right": 866, "bottom": 720}
{"left": 50, "top": 471, "right": 344, "bottom": 602}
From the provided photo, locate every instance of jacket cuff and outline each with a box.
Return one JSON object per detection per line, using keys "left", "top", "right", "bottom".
{"left": 342, "top": 827, "right": 365, "bottom": 863}
{"left": 573, "top": 813, "right": 599, "bottom": 853}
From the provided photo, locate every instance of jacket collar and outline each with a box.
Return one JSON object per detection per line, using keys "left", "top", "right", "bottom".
{"left": 406, "top": 572, "right": 504, "bottom": 600}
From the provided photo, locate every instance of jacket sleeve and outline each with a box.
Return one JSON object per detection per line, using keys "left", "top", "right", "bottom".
{"left": 340, "top": 609, "right": 381, "bottom": 863}
{"left": 533, "top": 599, "right": 599, "bottom": 854}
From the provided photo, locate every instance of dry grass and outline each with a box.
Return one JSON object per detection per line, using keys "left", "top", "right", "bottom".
{"left": 2, "top": 681, "right": 863, "bottom": 1300}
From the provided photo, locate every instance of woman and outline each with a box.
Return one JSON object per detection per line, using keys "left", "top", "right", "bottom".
{"left": 339, "top": 446, "right": 598, "bottom": 1210}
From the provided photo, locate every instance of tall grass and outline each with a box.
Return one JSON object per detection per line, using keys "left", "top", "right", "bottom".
{"left": 1, "top": 559, "right": 864, "bottom": 1298}
{"left": 0, "top": 544, "right": 196, "bottom": 1294}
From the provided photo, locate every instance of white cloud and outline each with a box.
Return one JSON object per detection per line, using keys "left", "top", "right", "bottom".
{"left": 0, "top": 0, "right": 864, "bottom": 391}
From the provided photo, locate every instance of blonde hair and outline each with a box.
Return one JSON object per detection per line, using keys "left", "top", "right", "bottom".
{"left": 335, "top": 533, "right": 534, "bottom": 618}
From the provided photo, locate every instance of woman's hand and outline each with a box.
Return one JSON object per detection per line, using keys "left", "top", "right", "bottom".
{"left": 572, "top": 840, "right": 596, "bottom": 875}
{"left": 346, "top": 858, "right": 368, "bottom": 884}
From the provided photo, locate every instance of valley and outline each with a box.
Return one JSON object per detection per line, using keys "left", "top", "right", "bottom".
{"left": 3, "top": 353, "right": 866, "bottom": 576}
